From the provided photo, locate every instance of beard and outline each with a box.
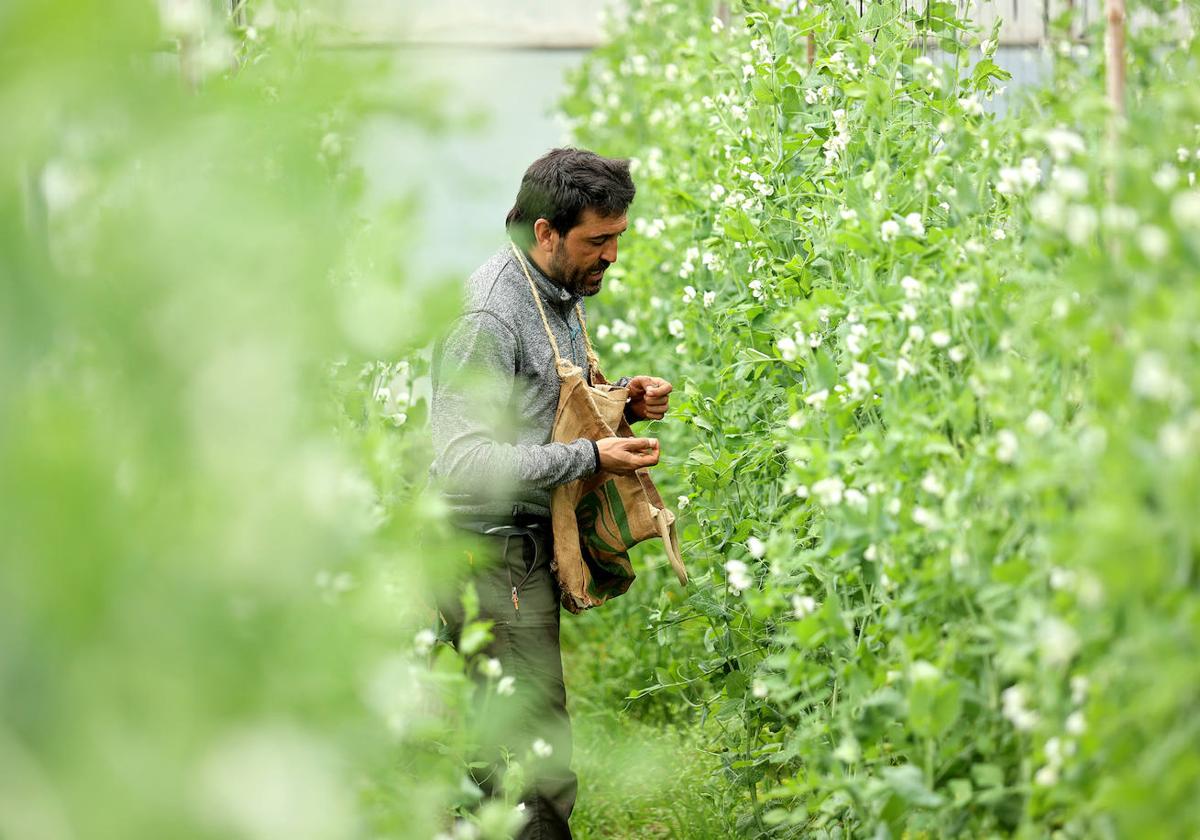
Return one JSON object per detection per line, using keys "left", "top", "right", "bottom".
{"left": 548, "top": 240, "right": 610, "bottom": 297}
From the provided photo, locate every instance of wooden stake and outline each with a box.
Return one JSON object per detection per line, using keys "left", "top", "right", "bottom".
{"left": 1105, "top": 0, "right": 1125, "bottom": 196}
{"left": 1105, "top": 0, "right": 1125, "bottom": 121}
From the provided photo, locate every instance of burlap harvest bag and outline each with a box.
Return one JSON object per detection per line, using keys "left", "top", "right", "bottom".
{"left": 511, "top": 244, "right": 688, "bottom": 614}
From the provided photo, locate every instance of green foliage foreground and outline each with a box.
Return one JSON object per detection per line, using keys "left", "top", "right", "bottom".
{"left": 1, "top": 2, "right": 487, "bottom": 837}
{"left": 562, "top": 0, "right": 1200, "bottom": 837}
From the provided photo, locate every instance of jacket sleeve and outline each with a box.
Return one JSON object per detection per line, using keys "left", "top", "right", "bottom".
{"left": 430, "top": 310, "right": 599, "bottom": 498}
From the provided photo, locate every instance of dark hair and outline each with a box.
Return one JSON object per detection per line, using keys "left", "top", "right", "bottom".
{"left": 505, "top": 148, "right": 636, "bottom": 248}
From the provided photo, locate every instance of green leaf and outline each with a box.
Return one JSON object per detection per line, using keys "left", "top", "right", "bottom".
{"left": 907, "top": 676, "right": 962, "bottom": 739}
{"left": 458, "top": 620, "right": 493, "bottom": 657}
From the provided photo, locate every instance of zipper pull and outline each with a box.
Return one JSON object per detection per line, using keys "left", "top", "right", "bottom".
{"left": 511, "top": 586, "right": 520, "bottom": 615}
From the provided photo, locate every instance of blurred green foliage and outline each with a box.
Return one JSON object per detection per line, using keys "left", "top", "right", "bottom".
{"left": 0, "top": 1, "right": 485, "bottom": 837}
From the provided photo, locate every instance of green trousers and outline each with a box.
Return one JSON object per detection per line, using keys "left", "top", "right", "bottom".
{"left": 440, "top": 523, "right": 576, "bottom": 840}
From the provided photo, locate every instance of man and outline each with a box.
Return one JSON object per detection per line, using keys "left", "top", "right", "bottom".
{"left": 428, "top": 147, "right": 673, "bottom": 838}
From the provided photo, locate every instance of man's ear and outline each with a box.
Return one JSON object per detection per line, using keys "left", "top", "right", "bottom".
{"left": 533, "top": 218, "right": 556, "bottom": 254}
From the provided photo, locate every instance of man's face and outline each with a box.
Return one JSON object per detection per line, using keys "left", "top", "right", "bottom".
{"left": 544, "top": 208, "right": 627, "bottom": 297}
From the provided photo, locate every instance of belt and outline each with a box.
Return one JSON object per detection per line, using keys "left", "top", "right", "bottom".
{"left": 450, "top": 511, "right": 552, "bottom": 535}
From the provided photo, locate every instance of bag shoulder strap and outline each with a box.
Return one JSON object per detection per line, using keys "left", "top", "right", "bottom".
{"left": 509, "top": 242, "right": 602, "bottom": 381}
{"left": 572, "top": 301, "right": 602, "bottom": 379}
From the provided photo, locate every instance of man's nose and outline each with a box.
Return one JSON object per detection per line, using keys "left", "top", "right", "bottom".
{"left": 602, "top": 239, "right": 618, "bottom": 265}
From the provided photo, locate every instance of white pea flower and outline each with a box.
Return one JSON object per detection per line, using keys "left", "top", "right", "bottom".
{"left": 1045, "top": 736, "right": 1066, "bottom": 767}
{"left": 725, "top": 559, "right": 753, "bottom": 592}
{"left": 948, "top": 345, "right": 967, "bottom": 364}
{"left": 1035, "top": 765, "right": 1059, "bottom": 787}
{"left": 1159, "top": 422, "right": 1191, "bottom": 457}
{"left": 1137, "top": 225, "right": 1168, "bottom": 259}
{"left": 839, "top": 206, "right": 858, "bottom": 221}
{"left": 1066, "top": 204, "right": 1098, "bottom": 245}
{"left": 804, "top": 88, "right": 819, "bottom": 105}
{"left": 682, "top": 285, "right": 697, "bottom": 303}
{"left": 702, "top": 290, "right": 716, "bottom": 307}
{"left": 677, "top": 495, "right": 690, "bottom": 509}
{"left": 1070, "top": 675, "right": 1089, "bottom": 705}
{"left": 1039, "top": 618, "right": 1080, "bottom": 667}
{"left": 1171, "top": 190, "right": 1200, "bottom": 228}
{"left": 1045, "top": 126, "right": 1085, "bottom": 161}
{"left": 751, "top": 679, "right": 768, "bottom": 698}
{"left": 1001, "top": 684, "right": 1039, "bottom": 731}
{"left": 804, "top": 388, "right": 829, "bottom": 408}
{"left": 667, "top": 319, "right": 685, "bottom": 338}
{"left": 845, "top": 323, "right": 868, "bottom": 355}
{"left": 1065, "top": 711, "right": 1087, "bottom": 736}
{"left": 1026, "top": 410, "right": 1053, "bottom": 437}
{"left": 709, "top": 183, "right": 726, "bottom": 201}
{"left": 481, "top": 658, "right": 503, "bottom": 679}
{"left": 904, "top": 212, "right": 925, "bottom": 237}
{"left": 730, "top": 104, "right": 747, "bottom": 121}
{"left": 900, "top": 275, "right": 923, "bottom": 298}
{"left": 846, "top": 361, "right": 872, "bottom": 399}
{"left": 880, "top": 220, "right": 901, "bottom": 242}
{"left": 613, "top": 341, "right": 631, "bottom": 355}
{"left": 930, "top": 330, "right": 951, "bottom": 348}
{"left": 812, "top": 476, "right": 845, "bottom": 506}
{"left": 1049, "top": 566, "right": 1076, "bottom": 590}
{"left": 949, "top": 282, "right": 978, "bottom": 310}
{"left": 908, "top": 325, "right": 925, "bottom": 342}
{"left": 413, "top": 628, "right": 436, "bottom": 655}
{"left": 747, "top": 536, "right": 766, "bottom": 559}
{"left": 920, "top": 472, "right": 945, "bottom": 496}
{"left": 791, "top": 594, "right": 817, "bottom": 619}
{"left": 1052, "top": 165, "right": 1088, "bottom": 198}
{"left": 992, "top": 228, "right": 1006, "bottom": 240}
{"left": 749, "top": 279, "right": 765, "bottom": 301}
{"left": 1178, "top": 146, "right": 1191, "bottom": 163}
{"left": 794, "top": 484, "right": 809, "bottom": 498}
{"left": 995, "top": 429, "right": 1019, "bottom": 463}
{"left": 1132, "top": 352, "right": 1182, "bottom": 401}
{"left": 497, "top": 675, "right": 516, "bottom": 696}
{"left": 1018, "top": 156, "right": 1042, "bottom": 187}
{"left": 898, "top": 302, "right": 918, "bottom": 321}
{"left": 532, "top": 738, "right": 554, "bottom": 758}
{"left": 710, "top": 16, "right": 724, "bottom": 33}
{"left": 844, "top": 488, "right": 868, "bottom": 510}
{"left": 958, "top": 94, "right": 983, "bottom": 116}
{"left": 912, "top": 506, "right": 940, "bottom": 529}
{"left": 777, "top": 336, "right": 798, "bottom": 361}
{"left": 896, "top": 357, "right": 916, "bottom": 381}
{"left": 1153, "top": 164, "right": 1180, "bottom": 191}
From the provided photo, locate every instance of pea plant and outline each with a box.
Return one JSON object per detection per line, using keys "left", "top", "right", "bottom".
{"left": 561, "top": 0, "right": 1200, "bottom": 836}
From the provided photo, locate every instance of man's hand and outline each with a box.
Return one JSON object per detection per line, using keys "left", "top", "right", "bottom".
{"left": 597, "top": 437, "right": 660, "bottom": 474}
{"left": 625, "top": 376, "right": 673, "bottom": 421}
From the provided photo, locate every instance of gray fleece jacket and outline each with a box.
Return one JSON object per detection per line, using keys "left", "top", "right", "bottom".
{"left": 429, "top": 244, "right": 631, "bottom": 522}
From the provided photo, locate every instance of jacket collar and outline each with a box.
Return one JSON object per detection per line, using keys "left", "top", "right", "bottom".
{"left": 511, "top": 244, "right": 581, "bottom": 315}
